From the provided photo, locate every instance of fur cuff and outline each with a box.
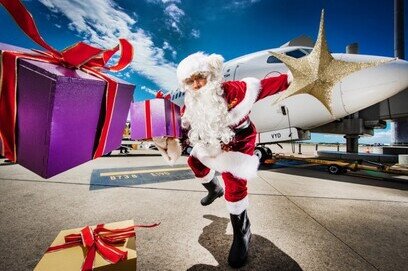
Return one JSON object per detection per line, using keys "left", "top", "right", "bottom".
{"left": 287, "top": 70, "right": 293, "bottom": 84}
{"left": 226, "top": 196, "right": 249, "bottom": 215}
{"left": 227, "top": 77, "right": 261, "bottom": 126}
{"left": 197, "top": 169, "right": 215, "bottom": 183}
{"left": 191, "top": 145, "right": 259, "bottom": 180}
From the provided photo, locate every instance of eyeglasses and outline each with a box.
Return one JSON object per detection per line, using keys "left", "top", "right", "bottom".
{"left": 184, "top": 73, "right": 208, "bottom": 85}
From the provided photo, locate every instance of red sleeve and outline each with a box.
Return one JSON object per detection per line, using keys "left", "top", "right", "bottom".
{"left": 257, "top": 74, "right": 289, "bottom": 101}
{"left": 222, "top": 81, "right": 247, "bottom": 108}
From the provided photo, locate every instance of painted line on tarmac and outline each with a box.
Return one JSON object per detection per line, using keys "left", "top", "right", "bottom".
{"left": 90, "top": 165, "right": 202, "bottom": 190}
{"left": 100, "top": 166, "right": 191, "bottom": 177}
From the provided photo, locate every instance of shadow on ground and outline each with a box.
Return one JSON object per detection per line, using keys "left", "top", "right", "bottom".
{"left": 187, "top": 215, "right": 302, "bottom": 271}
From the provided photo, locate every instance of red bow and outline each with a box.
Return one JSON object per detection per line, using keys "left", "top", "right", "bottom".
{"left": 155, "top": 90, "right": 171, "bottom": 100}
{"left": 46, "top": 223, "right": 159, "bottom": 271}
{"left": 0, "top": 0, "right": 134, "bottom": 161}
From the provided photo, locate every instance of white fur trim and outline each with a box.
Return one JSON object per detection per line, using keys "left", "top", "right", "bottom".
{"left": 227, "top": 77, "right": 261, "bottom": 126}
{"left": 177, "top": 52, "right": 224, "bottom": 89}
{"left": 226, "top": 196, "right": 249, "bottom": 215}
{"left": 196, "top": 169, "right": 215, "bottom": 183}
{"left": 287, "top": 70, "right": 293, "bottom": 84}
{"left": 191, "top": 144, "right": 259, "bottom": 180}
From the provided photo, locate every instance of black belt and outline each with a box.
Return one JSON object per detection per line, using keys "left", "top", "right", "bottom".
{"left": 234, "top": 120, "right": 250, "bottom": 132}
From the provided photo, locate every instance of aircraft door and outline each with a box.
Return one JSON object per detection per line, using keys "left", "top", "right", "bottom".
{"left": 264, "top": 70, "right": 282, "bottom": 79}
{"left": 233, "top": 64, "right": 240, "bottom": 80}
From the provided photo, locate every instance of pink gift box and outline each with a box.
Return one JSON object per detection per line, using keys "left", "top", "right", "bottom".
{"left": 130, "top": 99, "right": 181, "bottom": 140}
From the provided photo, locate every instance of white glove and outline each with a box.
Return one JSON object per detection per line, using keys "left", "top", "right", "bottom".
{"left": 152, "top": 137, "right": 182, "bottom": 166}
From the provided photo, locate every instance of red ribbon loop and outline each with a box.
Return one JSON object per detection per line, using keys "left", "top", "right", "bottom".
{"left": 0, "top": 0, "right": 133, "bottom": 70}
{"left": 155, "top": 90, "right": 171, "bottom": 100}
{"left": 0, "top": 0, "right": 134, "bottom": 162}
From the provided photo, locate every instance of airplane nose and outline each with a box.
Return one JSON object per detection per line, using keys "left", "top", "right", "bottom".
{"left": 339, "top": 55, "right": 408, "bottom": 114}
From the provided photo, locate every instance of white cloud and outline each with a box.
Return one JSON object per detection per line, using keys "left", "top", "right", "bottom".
{"left": 164, "top": 3, "right": 185, "bottom": 34}
{"left": 146, "top": 0, "right": 181, "bottom": 4}
{"left": 170, "top": 21, "right": 181, "bottom": 33}
{"left": 164, "top": 3, "right": 184, "bottom": 23}
{"left": 226, "top": 0, "right": 261, "bottom": 9}
{"left": 163, "top": 41, "right": 177, "bottom": 58}
{"left": 140, "top": 85, "right": 157, "bottom": 96}
{"left": 191, "top": 29, "right": 200, "bottom": 39}
{"left": 38, "top": 0, "right": 179, "bottom": 91}
{"left": 162, "top": 0, "right": 181, "bottom": 3}
{"left": 147, "top": 0, "right": 185, "bottom": 35}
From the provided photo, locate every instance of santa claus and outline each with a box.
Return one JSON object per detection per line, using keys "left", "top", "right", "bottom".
{"left": 154, "top": 52, "right": 291, "bottom": 268}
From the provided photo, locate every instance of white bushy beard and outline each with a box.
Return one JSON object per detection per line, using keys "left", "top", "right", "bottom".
{"left": 182, "top": 77, "right": 235, "bottom": 156}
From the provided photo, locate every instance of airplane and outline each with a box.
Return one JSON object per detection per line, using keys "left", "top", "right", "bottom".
{"left": 149, "top": 36, "right": 408, "bottom": 162}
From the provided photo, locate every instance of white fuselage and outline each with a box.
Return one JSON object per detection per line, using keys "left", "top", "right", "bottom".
{"left": 167, "top": 46, "right": 408, "bottom": 142}
{"left": 224, "top": 46, "right": 408, "bottom": 133}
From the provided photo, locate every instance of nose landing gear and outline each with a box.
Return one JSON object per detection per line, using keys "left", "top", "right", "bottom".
{"left": 254, "top": 146, "right": 273, "bottom": 164}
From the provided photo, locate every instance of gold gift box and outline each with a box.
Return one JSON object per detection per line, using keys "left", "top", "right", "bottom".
{"left": 34, "top": 220, "right": 137, "bottom": 271}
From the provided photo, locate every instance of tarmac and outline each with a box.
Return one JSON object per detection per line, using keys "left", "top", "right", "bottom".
{"left": 0, "top": 149, "right": 407, "bottom": 271}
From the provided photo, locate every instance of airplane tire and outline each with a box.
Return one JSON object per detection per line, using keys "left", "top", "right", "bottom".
{"left": 254, "top": 146, "right": 271, "bottom": 164}
{"left": 328, "top": 164, "right": 344, "bottom": 175}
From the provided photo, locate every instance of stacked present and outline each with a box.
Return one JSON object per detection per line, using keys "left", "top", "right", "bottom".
{"left": 35, "top": 220, "right": 159, "bottom": 271}
{"left": 0, "top": 1, "right": 135, "bottom": 178}
{"left": 130, "top": 98, "right": 182, "bottom": 140}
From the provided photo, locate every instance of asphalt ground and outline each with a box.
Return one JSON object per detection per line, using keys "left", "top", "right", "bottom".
{"left": 0, "top": 150, "right": 407, "bottom": 270}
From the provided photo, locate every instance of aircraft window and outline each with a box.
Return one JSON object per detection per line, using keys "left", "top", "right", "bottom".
{"left": 266, "top": 56, "right": 282, "bottom": 63}
{"left": 302, "top": 48, "right": 312, "bottom": 54}
{"left": 286, "top": 49, "right": 306, "bottom": 58}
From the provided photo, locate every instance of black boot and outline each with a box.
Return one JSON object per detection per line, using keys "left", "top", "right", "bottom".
{"left": 201, "top": 178, "right": 224, "bottom": 206}
{"left": 228, "top": 209, "right": 251, "bottom": 268}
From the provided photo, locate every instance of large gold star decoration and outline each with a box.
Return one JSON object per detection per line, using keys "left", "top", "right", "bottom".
{"left": 270, "top": 10, "right": 390, "bottom": 115}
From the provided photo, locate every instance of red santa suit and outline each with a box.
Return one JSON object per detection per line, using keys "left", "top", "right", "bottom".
{"left": 185, "top": 75, "right": 289, "bottom": 214}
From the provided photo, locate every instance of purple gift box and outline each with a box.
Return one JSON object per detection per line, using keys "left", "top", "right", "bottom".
{"left": 0, "top": 43, "right": 135, "bottom": 178}
{"left": 130, "top": 99, "right": 182, "bottom": 140}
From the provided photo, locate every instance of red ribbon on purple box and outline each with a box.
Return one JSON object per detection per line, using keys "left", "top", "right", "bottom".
{"left": 140, "top": 99, "right": 180, "bottom": 139}
{"left": 46, "top": 223, "right": 159, "bottom": 271}
{"left": 0, "top": 0, "right": 133, "bottom": 162}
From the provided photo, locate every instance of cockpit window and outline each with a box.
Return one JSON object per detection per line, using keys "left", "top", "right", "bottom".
{"left": 302, "top": 48, "right": 312, "bottom": 54}
{"left": 266, "top": 55, "right": 282, "bottom": 63}
{"left": 286, "top": 49, "right": 306, "bottom": 58}
{"left": 266, "top": 48, "right": 309, "bottom": 63}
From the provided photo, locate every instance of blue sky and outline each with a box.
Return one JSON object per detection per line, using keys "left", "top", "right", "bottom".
{"left": 1, "top": 0, "right": 406, "bottom": 144}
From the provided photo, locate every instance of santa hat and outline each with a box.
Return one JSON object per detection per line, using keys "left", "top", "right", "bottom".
{"left": 177, "top": 52, "right": 224, "bottom": 91}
